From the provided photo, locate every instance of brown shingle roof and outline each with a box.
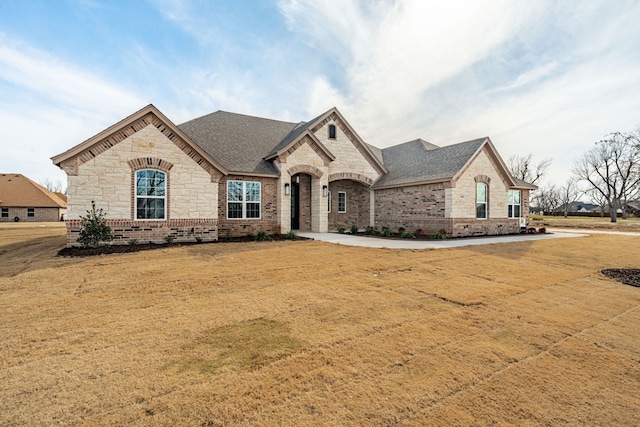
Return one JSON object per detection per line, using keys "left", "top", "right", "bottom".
{"left": 0, "top": 174, "right": 67, "bottom": 208}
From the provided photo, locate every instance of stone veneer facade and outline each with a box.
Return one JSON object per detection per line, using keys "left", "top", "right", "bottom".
{"left": 64, "top": 124, "right": 221, "bottom": 246}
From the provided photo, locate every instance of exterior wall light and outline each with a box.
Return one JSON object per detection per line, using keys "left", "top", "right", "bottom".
{"left": 284, "top": 183, "right": 290, "bottom": 196}
{"left": 322, "top": 185, "right": 328, "bottom": 197}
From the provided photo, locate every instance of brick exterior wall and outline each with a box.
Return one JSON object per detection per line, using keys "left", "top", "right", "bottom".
{"left": 374, "top": 183, "right": 447, "bottom": 233}
{"left": 373, "top": 182, "right": 528, "bottom": 237}
{"left": 217, "top": 175, "right": 279, "bottom": 238}
{"left": 328, "top": 180, "right": 370, "bottom": 230}
{"left": 66, "top": 218, "right": 218, "bottom": 246}
{"left": 0, "top": 207, "right": 65, "bottom": 222}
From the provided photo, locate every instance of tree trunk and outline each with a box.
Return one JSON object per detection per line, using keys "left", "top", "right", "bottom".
{"left": 609, "top": 205, "right": 618, "bottom": 223}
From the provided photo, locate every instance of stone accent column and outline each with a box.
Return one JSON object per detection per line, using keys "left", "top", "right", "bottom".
{"left": 311, "top": 175, "right": 329, "bottom": 232}
{"left": 277, "top": 164, "right": 292, "bottom": 234}
{"left": 369, "top": 189, "right": 375, "bottom": 227}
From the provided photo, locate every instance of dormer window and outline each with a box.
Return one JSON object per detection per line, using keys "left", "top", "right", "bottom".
{"left": 328, "top": 124, "right": 336, "bottom": 139}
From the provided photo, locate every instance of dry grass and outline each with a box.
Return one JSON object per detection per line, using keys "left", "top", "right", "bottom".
{"left": 1, "top": 223, "right": 639, "bottom": 426}
{"left": 532, "top": 215, "right": 640, "bottom": 231}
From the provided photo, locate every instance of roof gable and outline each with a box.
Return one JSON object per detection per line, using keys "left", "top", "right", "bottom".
{"left": 51, "top": 104, "right": 227, "bottom": 179}
{"left": 451, "top": 137, "right": 517, "bottom": 188}
{"left": 266, "top": 107, "right": 387, "bottom": 175}
{"left": 0, "top": 174, "right": 66, "bottom": 208}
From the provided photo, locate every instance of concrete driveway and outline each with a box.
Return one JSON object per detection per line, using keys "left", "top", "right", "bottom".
{"left": 297, "top": 229, "right": 591, "bottom": 249}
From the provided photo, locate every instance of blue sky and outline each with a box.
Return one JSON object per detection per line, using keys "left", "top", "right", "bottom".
{"left": 2, "top": 0, "right": 640, "bottom": 190}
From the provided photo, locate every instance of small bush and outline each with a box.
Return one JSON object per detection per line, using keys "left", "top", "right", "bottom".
{"left": 398, "top": 227, "right": 405, "bottom": 234}
{"left": 127, "top": 239, "right": 138, "bottom": 246}
{"left": 337, "top": 226, "right": 346, "bottom": 234}
{"left": 365, "top": 226, "right": 376, "bottom": 235}
{"left": 284, "top": 230, "right": 297, "bottom": 239}
{"left": 401, "top": 231, "right": 416, "bottom": 239}
{"left": 77, "top": 201, "right": 113, "bottom": 248}
{"left": 255, "top": 230, "right": 272, "bottom": 241}
{"left": 350, "top": 225, "right": 359, "bottom": 234}
{"left": 431, "top": 232, "right": 447, "bottom": 240}
{"left": 164, "top": 235, "right": 176, "bottom": 244}
{"left": 381, "top": 228, "right": 391, "bottom": 237}
{"left": 415, "top": 229, "right": 424, "bottom": 237}
{"left": 538, "top": 227, "right": 546, "bottom": 234}
{"left": 195, "top": 236, "right": 203, "bottom": 243}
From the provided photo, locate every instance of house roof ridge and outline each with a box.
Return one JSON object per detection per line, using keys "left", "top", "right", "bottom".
{"left": 179, "top": 110, "right": 299, "bottom": 127}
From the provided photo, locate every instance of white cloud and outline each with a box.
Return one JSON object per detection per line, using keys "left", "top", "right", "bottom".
{"left": 0, "top": 35, "right": 143, "bottom": 118}
{"left": 276, "top": 0, "right": 640, "bottom": 189}
{"left": 0, "top": 33, "right": 146, "bottom": 184}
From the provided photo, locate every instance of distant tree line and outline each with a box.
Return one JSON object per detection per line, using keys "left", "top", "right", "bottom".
{"left": 509, "top": 125, "right": 640, "bottom": 222}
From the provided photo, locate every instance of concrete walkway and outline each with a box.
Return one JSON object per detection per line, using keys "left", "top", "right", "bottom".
{"left": 297, "top": 230, "right": 591, "bottom": 250}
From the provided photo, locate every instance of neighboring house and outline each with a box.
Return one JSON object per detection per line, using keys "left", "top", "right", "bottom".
{"left": 624, "top": 201, "right": 640, "bottom": 216}
{"left": 0, "top": 173, "right": 67, "bottom": 222}
{"left": 555, "top": 201, "right": 599, "bottom": 214}
{"left": 52, "top": 104, "right": 536, "bottom": 246}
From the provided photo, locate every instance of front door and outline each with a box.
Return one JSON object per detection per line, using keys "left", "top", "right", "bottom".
{"left": 291, "top": 180, "right": 300, "bottom": 229}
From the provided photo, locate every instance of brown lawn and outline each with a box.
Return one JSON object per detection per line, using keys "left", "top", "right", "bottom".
{"left": 1, "top": 223, "right": 639, "bottom": 426}
{"left": 533, "top": 215, "right": 640, "bottom": 232}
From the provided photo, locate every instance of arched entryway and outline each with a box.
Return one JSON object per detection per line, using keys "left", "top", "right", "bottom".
{"left": 290, "top": 173, "right": 313, "bottom": 231}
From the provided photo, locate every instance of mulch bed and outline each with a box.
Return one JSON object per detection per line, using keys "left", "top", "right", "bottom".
{"left": 57, "top": 235, "right": 307, "bottom": 258}
{"left": 601, "top": 268, "right": 640, "bottom": 287}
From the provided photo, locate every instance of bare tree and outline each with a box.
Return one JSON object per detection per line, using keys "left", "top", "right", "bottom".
{"left": 508, "top": 153, "right": 552, "bottom": 186}
{"left": 557, "top": 179, "right": 583, "bottom": 218}
{"left": 573, "top": 131, "right": 640, "bottom": 222}
{"left": 587, "top": 188, "right": 608, "bottom": 217}
{"left": 41, "top": 178, "right": 66, "bottom": 194}
{"left": 532, "top": 184, "right": 561, "bottom": 214}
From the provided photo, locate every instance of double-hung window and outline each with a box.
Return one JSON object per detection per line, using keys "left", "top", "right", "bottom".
{"left": 476, "top": 183, "right": 488, "bottom": 219}
{"left": 1, "top": 208, "right": 8, "bottom": 218}
{"left": 27, "top": 208, "right": 35, "bottom": 217}
{"left": 338, "top": 191, "right": 346, "bottom": 213}
{"left": 508, "top": 190, "right": 521, "bottom": 218}
{"left": 227, "top": 181, "right": 261, "bottom": 219}
{"left": 136, "top": 169, "right": 166, "bottom": 220}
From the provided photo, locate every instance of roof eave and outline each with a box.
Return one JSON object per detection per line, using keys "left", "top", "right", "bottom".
{"left": 264, "top": 129, "right": 336, "bottom": 162}
{"left": 372, "top": 177, "right": 453, "bottom": 190}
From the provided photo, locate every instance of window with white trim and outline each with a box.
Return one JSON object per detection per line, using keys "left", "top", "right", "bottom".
{"left": 135, "top": 169, "right": 166, "bottom": 220}
{"left": 508, "top": 190, "right": 521, "bottom": 218}
{"left": 476, "top": 182, "right": 487, "bottom": 219}
{"left": 338, "top": 191, "right": 346, "bottom": 213}
{"left": 27, "top": 208, "right": 35, "bottom": 217}
{"left": 328, "top": 190, "right": 332, "bottom": 212}
{"left": 227, "top": 180, "right": 261, "bottom": 219}
{"left": 1, "top": 208, "right": 8, "bottom": 218}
